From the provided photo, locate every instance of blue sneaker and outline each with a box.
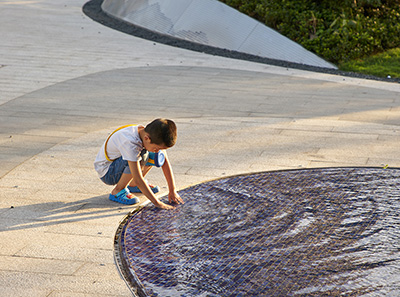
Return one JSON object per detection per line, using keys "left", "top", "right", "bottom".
{"left": 109, "top": 188, "right": 140, "bottom": 205}
{"left": 127, "top": 184, "right": 160, "bottom": 194}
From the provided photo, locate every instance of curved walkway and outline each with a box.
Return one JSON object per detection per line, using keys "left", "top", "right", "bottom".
{"left": 100, "top": 0, "right": 336, "bottom": 69}
{"left": 0, "top": 0, "right": 399, "bottom": 296}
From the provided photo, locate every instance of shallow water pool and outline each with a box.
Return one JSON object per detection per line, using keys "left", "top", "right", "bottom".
{"left": 115, "top": 167, "right": 400, "bottom": 296}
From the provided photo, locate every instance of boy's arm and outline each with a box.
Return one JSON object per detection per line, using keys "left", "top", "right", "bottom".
{"left": 128, "top": 160, "right": 174, "bottom": 210}
{"left": 161, "top": 152, "right": 184, "bottom": 204}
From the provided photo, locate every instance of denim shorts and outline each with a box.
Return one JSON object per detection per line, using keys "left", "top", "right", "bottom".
{"left": 100, "top": 151, "right": 149, "bottom": 186}
{"left": 100, "top": 157, "right": 130, "bottom": 186}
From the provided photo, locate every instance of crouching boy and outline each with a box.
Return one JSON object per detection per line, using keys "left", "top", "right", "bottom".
{"left": 94, "top": 118, "right": 183, "bottom": 209}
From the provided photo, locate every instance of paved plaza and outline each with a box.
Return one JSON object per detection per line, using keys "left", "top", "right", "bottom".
{"left": 0, "top": 0, "right": 399, "bottom": 296}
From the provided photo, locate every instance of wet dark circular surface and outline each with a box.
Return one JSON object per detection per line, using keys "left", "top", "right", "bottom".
{"left": 115, "top": 167, "right": 400, "bottom": 296}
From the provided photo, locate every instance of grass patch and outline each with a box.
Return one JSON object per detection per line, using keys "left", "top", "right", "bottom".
{"left": 219, "top": 1, "right": 400, "bottom": 80}
{"left": 339, "top": 48, "right": 400, "bottom": 79}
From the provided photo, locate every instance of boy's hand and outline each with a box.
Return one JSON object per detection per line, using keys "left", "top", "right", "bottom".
{"left": 169, "top": 190, "right": 184, "bottom": 204}
{"left": 155, "top": 201, "right": 175, "bottom": 210}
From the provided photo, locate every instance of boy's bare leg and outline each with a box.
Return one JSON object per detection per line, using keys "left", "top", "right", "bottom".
{"left": 110, "top": 166, "right": 153, "bottom": 195}
{"left": 128, "top": 165, "right": 152, "bottom": 188}
{"left": 111, "top": 173, "right": 132, "bottom": 195}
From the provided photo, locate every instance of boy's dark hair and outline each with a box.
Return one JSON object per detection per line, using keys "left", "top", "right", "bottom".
{"left": 145, "top": 118, "right": 177, "bottom": 147}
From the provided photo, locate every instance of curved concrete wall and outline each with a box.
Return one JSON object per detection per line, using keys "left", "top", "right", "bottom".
{"left": 101, "top": 0, "right": 337, "bottom": 69}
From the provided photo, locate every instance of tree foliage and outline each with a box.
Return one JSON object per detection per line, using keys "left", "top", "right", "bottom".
{"left": 219, "top": 0, "right": 400, "bottom": 64}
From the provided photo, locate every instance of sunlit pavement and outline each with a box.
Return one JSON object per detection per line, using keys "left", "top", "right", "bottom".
{"left": 0, "top": 1, "right": 399, "bottom": 296}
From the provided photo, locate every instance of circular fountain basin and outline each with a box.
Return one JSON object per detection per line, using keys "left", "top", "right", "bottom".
{"left": 115, "top": 167, "right": 400, "bottom": 296}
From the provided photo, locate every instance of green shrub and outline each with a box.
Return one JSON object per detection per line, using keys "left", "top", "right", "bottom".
{"left": 220, "top": 0, "right": 400, "bottom": 65}
{"left": 339, "top": 47, "right": 400, "bottom": 78}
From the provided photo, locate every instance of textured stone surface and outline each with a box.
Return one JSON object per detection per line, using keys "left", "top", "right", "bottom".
{"left": 0, "top": 0, "right": 399, "bottom": 296}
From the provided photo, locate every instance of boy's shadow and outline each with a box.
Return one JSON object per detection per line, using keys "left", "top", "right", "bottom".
{"left": 1, "top": 195, "right": 140, "bottom": 232}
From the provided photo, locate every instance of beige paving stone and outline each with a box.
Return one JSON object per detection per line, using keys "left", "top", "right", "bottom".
{"left": 0, "top": 271, "right": 131, "bottom": 296}
{"left": 367, "top": 159, "right": 400, "bottom": 168}
{"left": 74, "top": 262, "right": 124, "bottom": 278}
{"left": 255, "top": 157, "right": 312, "bottom": 168}
{"left": 0, "top": 161, "right": 21, "bottom": 179}
{"left": 0, "top": 228, "right": 35, "bottom": 255}
{"left": 15, "top": 244, "right": 113, "bottom": 264}
{"left": 48, "top": 290, "right": 127, "bottom": 297}
{"left": 0, "top": 255, "right": 83, "bottom": 275}
{"left": 308, "top": 161, "right": 369, "bottom": 168}
{"left": 1, "top": 0, "right": 400, "bottom": 295}
{"left": 0, "top": 287, "right": 51, "bottom": 297}
{"left": 280, "top": 129, "right": 380, "bottom": 140}
{"left": 1, "top": 203, "right": 128, "bottom": 232}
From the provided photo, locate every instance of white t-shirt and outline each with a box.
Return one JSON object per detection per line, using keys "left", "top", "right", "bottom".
{"left": 94, "top": 125, "right": 144, "bottom": 178}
